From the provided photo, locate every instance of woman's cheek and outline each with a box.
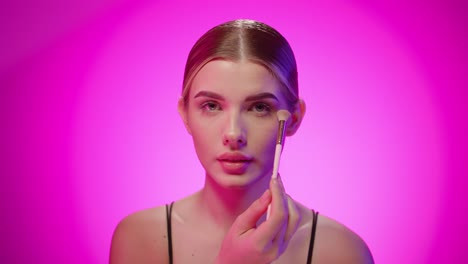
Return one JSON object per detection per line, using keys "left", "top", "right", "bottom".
{"left": 254, "top": 122, "right": 278, "bottom": 155}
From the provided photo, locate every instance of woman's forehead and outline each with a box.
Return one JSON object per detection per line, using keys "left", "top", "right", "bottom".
{"left": 189, "top": 60, "right": 283, "bottom": 99}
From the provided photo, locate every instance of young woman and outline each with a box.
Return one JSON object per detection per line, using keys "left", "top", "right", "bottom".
{"left": 110, "top": 19, "right": 374, "bottom": 264}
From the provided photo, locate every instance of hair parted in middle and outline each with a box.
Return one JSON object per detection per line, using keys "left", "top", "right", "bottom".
{"left": 182, "top": 19, "right": 299, "bottom": 108}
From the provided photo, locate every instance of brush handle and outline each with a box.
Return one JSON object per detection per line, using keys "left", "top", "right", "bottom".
{"left": 267, "top": 143, "right": 283, "bottom": 219}
{"left": 271, "top": 144, "right": 282, "bottom": 179}
{"left": 266, "top": 113, "right": 289, "bottom": 220}
{"left": 267, "top": 202, "right": 272, "bottom": 220}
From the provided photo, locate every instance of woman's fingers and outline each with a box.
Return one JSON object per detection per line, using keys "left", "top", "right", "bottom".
{"left": 269, "top": 179, "right": 300, "bottom": 256}
{"left": 255, "top": 178, "right": 289, "bottom": 244}
{"left": 233, "top": 189, "right": 272, "bottom": 234}
{"left": 217, "top": 176, "right": 301, "bottom": 264}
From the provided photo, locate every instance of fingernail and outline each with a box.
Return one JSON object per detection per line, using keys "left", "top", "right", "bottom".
{"left": 271, "top": 178, "right": 279, "bottom": 187}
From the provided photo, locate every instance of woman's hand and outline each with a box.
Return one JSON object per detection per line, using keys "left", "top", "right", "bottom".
{"left": 214, "top": 178, "right": 301, "bottom": 264}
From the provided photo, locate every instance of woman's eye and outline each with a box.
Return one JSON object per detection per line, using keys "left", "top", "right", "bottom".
{"left": 201, "top": 101, "right": 221, "bottom": 112}
{"left": 251, "top": 103, "right": 271, "bottom": 114}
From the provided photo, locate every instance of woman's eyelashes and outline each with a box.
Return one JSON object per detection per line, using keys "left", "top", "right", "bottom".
{"left": 249, "top": 102, "right": 273, "bottom": 116}
{"left": 200, "top": 100, "right": 222, "bottom": 112}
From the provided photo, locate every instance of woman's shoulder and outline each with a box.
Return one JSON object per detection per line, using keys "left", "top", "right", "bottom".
{"left": 109, "top": 204, "right": 170, "bottom": 264}
{"left": 113, "top": 205, "right": 169, "bottom": 236}
{"left": 314, "top": 213, "right": 374, "bottom": 263}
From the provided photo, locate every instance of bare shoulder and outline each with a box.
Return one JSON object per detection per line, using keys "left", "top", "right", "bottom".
{"left": 109, "top": 205, "right": 169, "bottom": 264}
{"left": 314, "top": 213, "right": 374, "bottom": 264}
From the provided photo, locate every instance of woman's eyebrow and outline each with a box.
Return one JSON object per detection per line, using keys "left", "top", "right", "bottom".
{"left": 193, "top": 91, "right": 279, "bottom": 102}
{"left": 194, "top": 91, "right": 225, "bottom": 100}
{"left": 245, "top": 93, "right": 279, "bottom": 102}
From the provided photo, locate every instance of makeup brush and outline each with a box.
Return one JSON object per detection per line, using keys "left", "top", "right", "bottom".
{"left": 271, "top": 110, "right": 291, "bottom": 180}
{"left": 267, "top": 109, "right": 291, "bottom": 219}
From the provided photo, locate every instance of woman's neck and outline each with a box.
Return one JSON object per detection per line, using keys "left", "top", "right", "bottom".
{"left": 196, "top": 174, "right": 271, "bottom": 232}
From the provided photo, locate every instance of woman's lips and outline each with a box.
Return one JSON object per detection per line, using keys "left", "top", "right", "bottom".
{"left": 217, "top": 152, "right": 253, "bottom": 174}
{"left": 218, "top": 160, "right": 252, "bottom": 174}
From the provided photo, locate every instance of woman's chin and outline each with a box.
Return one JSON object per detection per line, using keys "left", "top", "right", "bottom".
{"left": 210, "top": 172, "right": 269, "bottom": 190}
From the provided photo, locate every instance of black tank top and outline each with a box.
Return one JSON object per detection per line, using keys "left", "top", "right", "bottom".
{"left": 165, "top": 202, "right": 319, "bottom": 264}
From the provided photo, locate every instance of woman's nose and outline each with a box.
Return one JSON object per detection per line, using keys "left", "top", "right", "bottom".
{"left": 223, "top": 112, "right": 246, "bottom": 149}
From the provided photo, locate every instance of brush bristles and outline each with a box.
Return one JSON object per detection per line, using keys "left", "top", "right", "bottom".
{"left": 277, "top": 110, "right": 291, "bottom": 122}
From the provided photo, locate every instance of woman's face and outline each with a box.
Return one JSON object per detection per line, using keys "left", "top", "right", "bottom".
{"left": 180, "top": 59, "right": 291, "bottom": 189}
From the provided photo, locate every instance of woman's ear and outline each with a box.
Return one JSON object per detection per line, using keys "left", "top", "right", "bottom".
{"left": 177, "top": 97, "right": 192, "bottom": 135}
{"left": 286, "top": 99, "right": 306, "bottom": 136}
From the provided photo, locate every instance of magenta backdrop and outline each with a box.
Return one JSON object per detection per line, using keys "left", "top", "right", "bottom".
{"left": 2, "top": 0, "right": 466, "bottom": 263}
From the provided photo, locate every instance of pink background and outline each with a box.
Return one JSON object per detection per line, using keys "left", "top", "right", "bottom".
{"left": 1, "top": 0, "right": 466, "bottom": 263}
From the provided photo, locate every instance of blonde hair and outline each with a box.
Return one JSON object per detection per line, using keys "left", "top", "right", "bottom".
{"left": 182, "top": 19, "right": 299, "bottom": 108}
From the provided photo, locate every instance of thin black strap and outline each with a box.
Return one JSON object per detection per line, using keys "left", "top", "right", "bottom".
{"left": 165, "top": 202, "right": 174, "bottom": 264}
{"left": 306, "top": 210, "right": 319, "bottom": 264}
